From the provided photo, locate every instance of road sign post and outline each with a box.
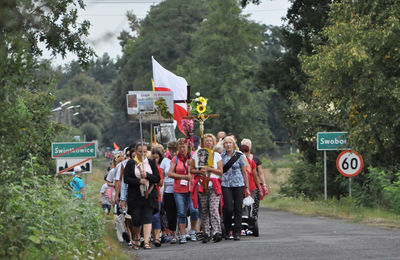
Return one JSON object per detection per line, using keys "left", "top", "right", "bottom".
{"left": 336, "top": 150, "right": 363, "bottom": 177}
{"left": 317, "top": 132, "right": 350, "bottom": 151}
{"left": 317, "top": 132, "right": 351, "bottom": 200}
{"left": 52, "top": 142, "right": 96, "bottom": 158}
{"left": 52, "top": 142, "right": 97, "bottom": 196}
{"left": 336, "top": 150, "right": 363, "bottom": 197}
{"left": 56, "top": 158, "right": 92, "bottom": 175}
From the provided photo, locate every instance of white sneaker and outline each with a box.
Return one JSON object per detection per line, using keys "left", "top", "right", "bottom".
{"left": 246, "top": 229, "right": 253, "bottom": 236}
{"left": 179, "top": 236, "right": 187, "bottom": 244}
{"left": 190, "top": 230, "right": 197, "bottom": 241}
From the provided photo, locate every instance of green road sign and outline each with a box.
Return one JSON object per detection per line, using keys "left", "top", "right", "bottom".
{"left": 52, "top": 142, "right": 96, "bottom": 158}
{"left": 317, "top": 132, "right": 350, "bottom": 150}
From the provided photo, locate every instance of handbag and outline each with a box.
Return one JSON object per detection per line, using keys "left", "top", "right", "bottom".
{"left": 243, "top": 195, "right": 255, "bottom": 206}
{"left": 223, "top": 152, "right": 242, "bottom": 173}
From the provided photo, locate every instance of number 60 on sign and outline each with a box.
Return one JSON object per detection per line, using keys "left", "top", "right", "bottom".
{"left": 336, "top": 150, "right": 363, "bottom": 177}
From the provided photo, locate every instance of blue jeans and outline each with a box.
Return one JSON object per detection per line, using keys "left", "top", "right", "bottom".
{"left": 174, "top": 192, "right": 199, "bottom": 224}
{"left": 152, "top": 202, "right": 162, "bottom": 230}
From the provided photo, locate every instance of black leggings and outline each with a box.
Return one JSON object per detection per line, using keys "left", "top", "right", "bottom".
{"left": 222, "top": 186, "right": 244, "bottom": 236}
{"left": 163, "top": 192, "right": 177, "bottom": 232}
{"left": 130, "top": 205, "right": 153, "bottom": 227}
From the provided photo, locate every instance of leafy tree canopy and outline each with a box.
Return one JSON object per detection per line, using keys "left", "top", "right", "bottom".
{"left": 0, "top": 0, "right": 94, "bottom": 173}
{"left": 181, "top": 0, "right": 273, "bottom": 153}
{"left": 112, "top": 0, "right": 208, "bottom": 112}
{"left": 301, "top": 0, "right": 400, "bottom": 170}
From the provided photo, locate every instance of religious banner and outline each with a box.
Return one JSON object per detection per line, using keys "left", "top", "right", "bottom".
{"left": 127, "top": 90, "right": 174, "bottom": 123}
{"left": 194, "top": 148, "right": 213, "bottom": 168}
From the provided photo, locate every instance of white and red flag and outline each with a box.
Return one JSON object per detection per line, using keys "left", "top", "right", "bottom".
{"left": 152, "top": 56, "right": 188, "bottom": 135}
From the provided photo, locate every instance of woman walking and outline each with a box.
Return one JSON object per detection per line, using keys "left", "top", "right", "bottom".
{"left": 221, "top": 136, "right": 250, "bottom": 241}
{"left": 151, "top": 147, "right": 164, "bottom": 247}
{"left": 168, "top": 138, "right": 199, "bottom": 244}
{"left": 160, "top": 141, "right": 179, "bottom": 243}
{"left": 190, "top": 133, "right": 223, "bottom": 243}
{"left": 124, "top": 142, "right": 160, "bottom": 250}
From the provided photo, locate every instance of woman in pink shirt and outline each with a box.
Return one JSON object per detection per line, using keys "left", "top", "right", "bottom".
{"left": 168, "top": 138, "right": 199, "bottom": 244}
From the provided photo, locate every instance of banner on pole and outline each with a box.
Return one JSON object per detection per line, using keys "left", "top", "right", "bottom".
{"left": 127, "top": 91, "right": 174, "bottom": 123}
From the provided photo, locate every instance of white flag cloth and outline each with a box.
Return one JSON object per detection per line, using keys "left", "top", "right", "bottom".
{"left": 152, "top": 56, "right": 188, "bottom": 134}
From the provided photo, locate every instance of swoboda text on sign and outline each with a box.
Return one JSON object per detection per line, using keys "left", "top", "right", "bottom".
{"left": 317, "top": 132, "right": 350, "bottom": 151}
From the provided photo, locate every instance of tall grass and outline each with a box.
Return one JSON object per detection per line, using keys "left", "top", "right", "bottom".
{"left": 86, "top": 158, "right": 134, "bottom": 260}
{"left": 261, "top": 157, "right": 400, "bottom": 229}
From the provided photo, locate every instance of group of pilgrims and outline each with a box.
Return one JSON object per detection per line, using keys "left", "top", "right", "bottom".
{"left": 100, "top": 131, "right": 269, "bottom": 250}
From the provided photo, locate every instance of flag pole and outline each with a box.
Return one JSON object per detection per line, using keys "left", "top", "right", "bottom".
{"left": 150, "top": 123, "right": 153, "bottom": 145}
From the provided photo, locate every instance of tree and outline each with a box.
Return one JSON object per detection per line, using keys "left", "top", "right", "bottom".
{"left": 81, "top": 122, "right": 102, "bottom": 141}
{"left": 0, "top": 1, "right": 103, "bottom": 258}
{"left": 301, "top": 0, "right": 400, "bottom": 170}
{"left": 72, "top": 94, "right": 111, "bottom": 130}
{"left": 0, "top": 0, "right": 94, "bottom": 173}
{"left": 181, "top": 0, "right": 273, "bottom": 154}
{"left": 56, "top": 73, "right": 107, "bottom": 101}
{"left": 88, "top": 53, "right": 117, "bottom": 85}
{"left": 112, "top": 0, "right": 208, "bottom": 112}
{"left": 107, "top": 0, "right": 209, "bottom": 146}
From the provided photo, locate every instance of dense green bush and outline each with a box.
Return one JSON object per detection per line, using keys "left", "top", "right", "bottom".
{"left": 81, "top": 122, "right": 102, "bottom": 142}
{"left": 0, "top": 156, "right": 104, "bottom": 259}
{"left": 281, "top": 152, "right": 358, "bottom": 200}
{"left": 351, "top": 168, "right": 391, "bottom": 207}
{"left": 352, "top": 167, "right": 400, "bottom": 213}
{"left": 281, "top": 155, "right": 325, "bottom": 199}
{"left": 383, "top": 172, "right": 400, "bottom": 214}
{"left": 281, "top": 156, "right": 400, "bottom": 213}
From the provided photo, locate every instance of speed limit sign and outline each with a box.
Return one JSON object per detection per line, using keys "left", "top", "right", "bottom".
{"left": 336, "top": 150, "right": 363, "bottom": 177}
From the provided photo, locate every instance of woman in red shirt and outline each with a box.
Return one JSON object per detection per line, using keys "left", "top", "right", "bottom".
{"left": 239, "top": 144, "right": 261, "bottom": 202}
{"left": 168, "top": 138, "right": 199, "bottom": 244}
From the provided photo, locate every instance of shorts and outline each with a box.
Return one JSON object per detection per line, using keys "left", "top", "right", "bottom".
{"left": 102, "top": 204, "right": 111, "bottom": 214}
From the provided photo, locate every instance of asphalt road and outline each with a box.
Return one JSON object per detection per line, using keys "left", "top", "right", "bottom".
{"left": 128, "top": 208, "right": 400, "bottom": 260}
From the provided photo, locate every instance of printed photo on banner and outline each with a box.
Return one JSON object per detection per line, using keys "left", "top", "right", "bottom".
{"left": 126, "top": 93, "right": 138, "bottom": 114}
{"left": 126, "top": 91, "right": 155, "bottom": 114}
{"left": 195, "top": 148, "right": 213, "bottom": 168}
{"left": 138, "top": 92, "right": 154, "bottom": 112}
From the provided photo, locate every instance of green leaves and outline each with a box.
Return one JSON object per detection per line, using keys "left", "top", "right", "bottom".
{"left": 0, "top": 166, "right": 104, "bottom": 258}
{"left": 0, "top": 1, "right": 103, "bottom": 258}
{"left": 301, "top": 0, "right": 400, "bottom": 169}
{"left": 28, "top": 235, "right": 41, "bottom": 244}
{"left": 181, "top": 0, "right": 273, "bottom": 153}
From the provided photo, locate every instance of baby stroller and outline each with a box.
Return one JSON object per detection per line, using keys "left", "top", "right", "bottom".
{"left": 221, "top": 202, "right": 259, "bottom": 237}
{"left": 240, "top": 204, "right": 259, "bottom": 237}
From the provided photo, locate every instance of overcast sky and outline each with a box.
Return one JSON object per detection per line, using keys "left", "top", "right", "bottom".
{"left": 42, "top": 0, "right": 291, "bottom": 66}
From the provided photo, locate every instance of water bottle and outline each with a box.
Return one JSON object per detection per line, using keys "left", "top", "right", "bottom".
{"left": 114, "top": 204, "right": 118, "bottom": 215}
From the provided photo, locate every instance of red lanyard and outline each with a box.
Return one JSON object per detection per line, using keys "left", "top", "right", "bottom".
{"left": 177, "top": 155, "right": 189, "bottom": 175}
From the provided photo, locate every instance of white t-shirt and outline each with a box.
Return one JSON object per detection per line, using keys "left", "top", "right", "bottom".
{"left": 114, "top": 159, "right": 129, "bottom": 181}
{"left": 210, "top": 152, "right": 222, "bottom": 180}
{"left": 193, "top": 151, "right": 222, "bottom": 187}
{"left": 106, "top": 168, "right": 116, "bottom": 183}
{"left": 160, "top": 158, "right": 173, "bottom": 193}
{"left": 100, "top": 183, "right": 112, "bottom": 205}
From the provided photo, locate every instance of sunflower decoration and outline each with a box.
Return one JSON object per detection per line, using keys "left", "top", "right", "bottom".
{"left": 190, "top": 92, "right": 212, "bottom": 120}
{"left": 197, "top": 104, "right": 206, "bottom": 114}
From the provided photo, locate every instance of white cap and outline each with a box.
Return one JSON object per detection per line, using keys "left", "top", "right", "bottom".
{"left": 74, "top": 166, "right": 82, "bottom": 173}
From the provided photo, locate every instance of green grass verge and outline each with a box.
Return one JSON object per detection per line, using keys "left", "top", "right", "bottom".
{"left": 86, "top": 158, "right": 135, "bottom": 260}
{"left": 261, "top": 195, "right": 400, "bottom": 228}
{"left": 261, "top": 161, "right": 400, "bottom": 229}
